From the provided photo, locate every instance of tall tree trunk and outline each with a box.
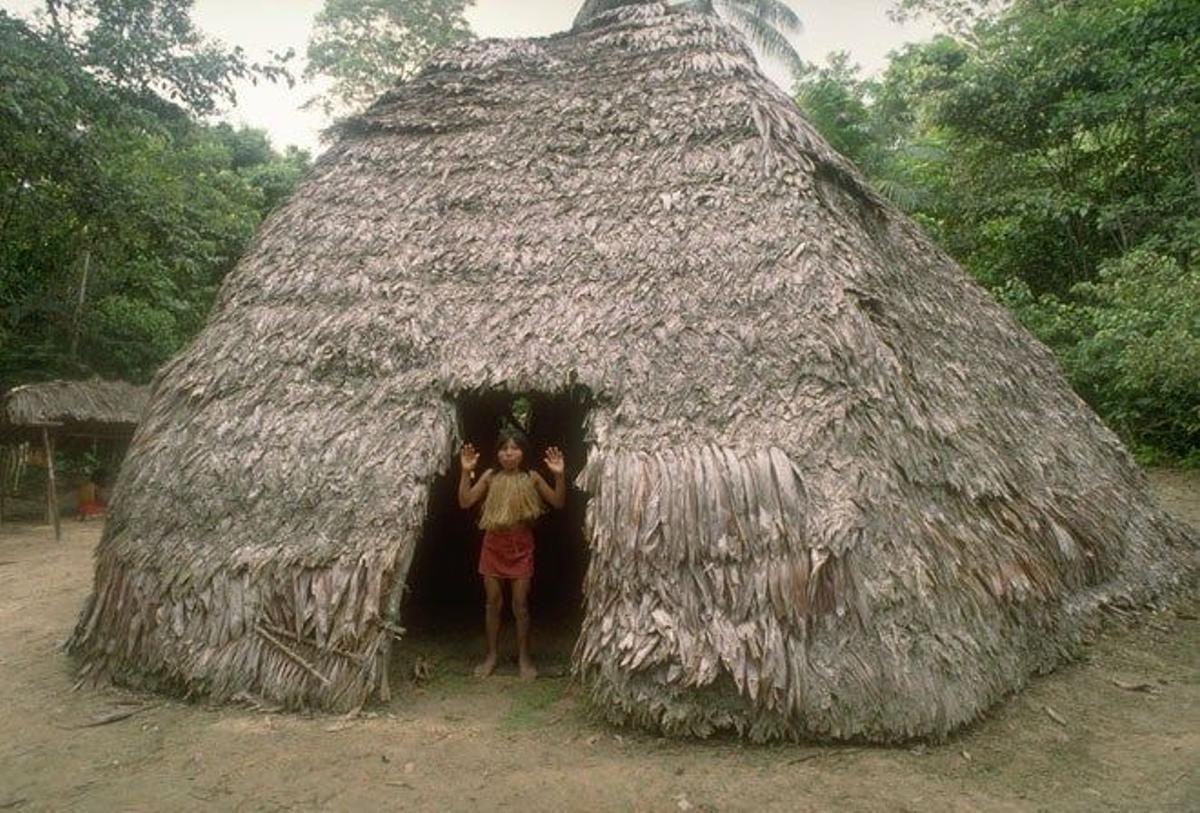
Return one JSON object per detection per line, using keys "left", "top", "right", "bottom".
{"left": 69, "top": 242, "right": 92, "bottom": 361}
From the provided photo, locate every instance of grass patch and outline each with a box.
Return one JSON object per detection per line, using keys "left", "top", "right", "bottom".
{"left": 498, "top": 677, "right": 572, "bottom": 731}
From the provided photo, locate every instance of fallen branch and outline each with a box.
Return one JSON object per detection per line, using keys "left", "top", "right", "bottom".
{"left": 1043, "top": 705, "right": 1068, "bottom": 726}
{"left": 1111, "top": 678, "right": 1157, "bottom": 693}
{"left": 230, "top": 691, "right": 284, "bottom": 713}
{"left": 786, "top": 747, "right": 863, "bottom": 765}
{"left": 256, "top": 625, "right": 332, "bottom": 687}
{"left": 67, "top": 703, "right": 159, "bottom": 729}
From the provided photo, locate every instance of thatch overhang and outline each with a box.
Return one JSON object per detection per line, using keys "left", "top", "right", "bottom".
{"left": 1, "top": 379, "right": 149, "bottom": 441}
{"left": 66, "top": 0, "right": 1197, "bottom": 739}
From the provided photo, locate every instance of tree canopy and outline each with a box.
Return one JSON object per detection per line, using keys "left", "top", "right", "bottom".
{"left": 795, "top": 0, "right": 1199, "bottom": 460}
{"left": 304, "top": 0, "right": 475, "bottom": 118}
{"left": 42, "top": 0, "right": 293, "bottom": 116}
{"left": 0, "top": 6, "right": 309, "bottom": 386}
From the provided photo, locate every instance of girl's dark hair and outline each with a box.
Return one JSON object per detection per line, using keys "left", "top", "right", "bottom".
{"left": 495, "top": 420, "right": 530, "bottom": 456}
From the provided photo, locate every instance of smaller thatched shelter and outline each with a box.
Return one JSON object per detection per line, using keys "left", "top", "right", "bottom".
{"left": 0, "top": 379, "right": 148, "bottom": 538}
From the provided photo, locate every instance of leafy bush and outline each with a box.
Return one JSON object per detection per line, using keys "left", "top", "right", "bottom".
{"left": 999, "top": 250, "right": 1200, "bottom": 464}
{"left": 797, "top": 0, "right": 1200, "bottom": 462}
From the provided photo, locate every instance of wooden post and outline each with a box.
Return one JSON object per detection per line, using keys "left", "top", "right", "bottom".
{"left": 42, "top": 426, "right": 61, "bottom": 542}
{"left": 0, "top": 446, "right": 6, "bottom": 534}
{"left": 0, "top": 445, "right": 8, "bottom": 534}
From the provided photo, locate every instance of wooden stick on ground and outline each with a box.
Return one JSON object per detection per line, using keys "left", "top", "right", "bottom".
{"left": 1111, "top": 677, "right": 1157, "bottom": 693}
{"left": 66, "top": 703, "right": 159, "bottom": 729}
{"left": 1043, "top": 705, "right": 1068, "bottom": 726}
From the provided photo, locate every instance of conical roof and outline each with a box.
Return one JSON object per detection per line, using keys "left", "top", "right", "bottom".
{"left": 68, "top": 1, "right": 1196, "bottom": 739}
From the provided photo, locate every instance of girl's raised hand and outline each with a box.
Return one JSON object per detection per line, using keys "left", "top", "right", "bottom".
{"left": 460, "top": 443, "right": 480, "bottom": 473}
{"left": 544, "top": 446, "right": 565, "bottom": 475}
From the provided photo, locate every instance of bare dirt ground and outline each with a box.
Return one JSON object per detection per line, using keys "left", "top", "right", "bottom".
{"left": 1, "top": 471, "right": 1197, "bottom": 812}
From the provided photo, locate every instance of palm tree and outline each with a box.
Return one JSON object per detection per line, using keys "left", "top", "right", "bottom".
{"left": 574, "top": 0, "right": 804, "bottom": 77}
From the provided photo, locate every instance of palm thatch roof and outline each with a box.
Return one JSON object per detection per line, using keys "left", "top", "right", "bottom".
{"left": 1, "top": 379, "right": 148, "bottom": 432}
{"left": 68, "top": 0, "right": 1196, "bottom": 740}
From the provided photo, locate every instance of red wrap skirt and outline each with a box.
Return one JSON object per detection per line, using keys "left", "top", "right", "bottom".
{"left": 478, "top": 525, "right": 535, "bottom": 579}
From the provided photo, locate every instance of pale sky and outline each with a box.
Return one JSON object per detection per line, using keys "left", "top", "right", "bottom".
{"left": 3, "top": 1, "right": 938, "bottom": 155}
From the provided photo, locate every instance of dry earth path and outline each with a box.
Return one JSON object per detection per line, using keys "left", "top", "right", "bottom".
{"left": 0, "top": 471, "right": 1196, "bottom": 812}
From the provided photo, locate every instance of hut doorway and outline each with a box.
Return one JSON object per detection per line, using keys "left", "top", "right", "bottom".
{"left": 398, "top": 389, "right": 592, "bottom": 678}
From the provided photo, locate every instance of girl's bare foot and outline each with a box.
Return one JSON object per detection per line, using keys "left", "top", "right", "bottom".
{"left": 518, "top": 657, "right": 537, "bottom": 681}
{"left": 474, "top": 655, "right": 497, "bottom": 678}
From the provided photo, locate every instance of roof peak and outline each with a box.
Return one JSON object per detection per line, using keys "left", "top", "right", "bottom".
{"left": 572, "top": 0, "right": 666, "bottom": 31}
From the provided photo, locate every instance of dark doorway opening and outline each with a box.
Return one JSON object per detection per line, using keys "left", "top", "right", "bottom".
{"left": 397, "top": 388, "right": 592, "bottom": 678}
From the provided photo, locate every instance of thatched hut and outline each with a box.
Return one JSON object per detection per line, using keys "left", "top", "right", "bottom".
{"left": 68, "top": 0, "right": 1196, "bottom": 740}
{"left": 1, "top": 378, "right": 147, "bottom": 433}
{"left": 1, "top": 379, "right": 148, "bottom": 538}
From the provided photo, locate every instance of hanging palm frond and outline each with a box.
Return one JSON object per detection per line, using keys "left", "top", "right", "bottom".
{"left": 715, "top": 0, "right": 804, "bottom": 76}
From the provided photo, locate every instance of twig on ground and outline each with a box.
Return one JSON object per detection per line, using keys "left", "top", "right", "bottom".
{"left": 231, "top": 691, "right": 284, "bottom": 713}
{"left": 66, "top": 703, "right": 159, "bottom": 729}
{"left": 1111, "top": 678, "right": 1157, "bottom": 693}
{"left": 1043, "top": 705, "right": 1068, "bottom": 726}
{"left": 786, "top": 747, "right": 864, "bottom": 765}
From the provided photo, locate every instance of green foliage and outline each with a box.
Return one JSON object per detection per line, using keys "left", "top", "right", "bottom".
{"left": 498, "top": 677, "right": 570, "bottom": 731}
{"left": 86, "top": 293, "right": 178, "bottom": 380}
{"left": 888, "top": 0, "right": 1009, "bottom": 44}
{"left": 931, "top": 0, "right": 1200, "bottom": 293}
{"left": 796, "top": 0, "right": 1200, "bottom": 460}
{"left": 62, "top": 447, "right": 102, "bottom": 479}
{"left": 0, "top": 9, "right": 311, "bottom": 388}
{"left": 999, "top": 251, "right": 1200, "bottom": 462}
{"left": 792, "top": 53, "right": 874, "bottom": 163}
{"left": 304, "top": 0, "right": 475, "bottom": 118}
{"left": 43, "top": 0, "right": 293, "bottom": 116}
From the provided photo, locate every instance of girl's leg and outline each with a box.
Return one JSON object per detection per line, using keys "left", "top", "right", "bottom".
{"left": 512, "top": 577, "right": 536, "bottom": 680}
{"left": 476, "top": 575, "right": 503, "bottom": 677}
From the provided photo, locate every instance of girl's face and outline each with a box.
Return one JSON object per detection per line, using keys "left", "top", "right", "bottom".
{"left": 497, "top": 439, "right": 524, "bottom": 471}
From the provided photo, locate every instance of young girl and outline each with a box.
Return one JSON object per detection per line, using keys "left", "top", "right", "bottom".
{"left": 458, "top": 426, "right": 565, "bottom": 679}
